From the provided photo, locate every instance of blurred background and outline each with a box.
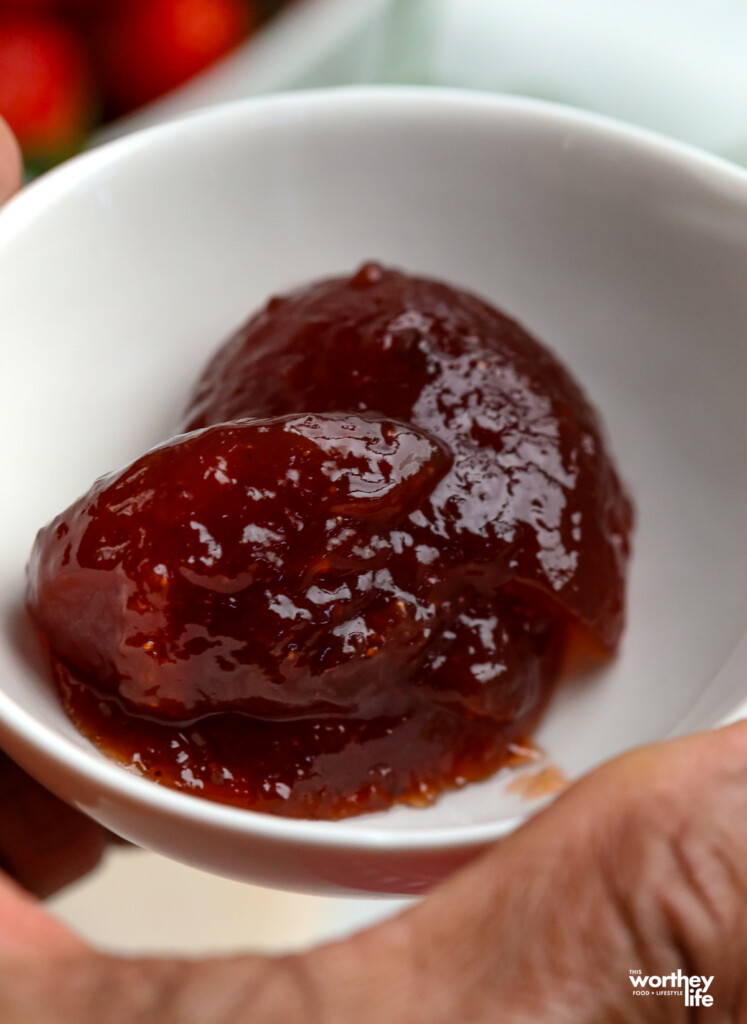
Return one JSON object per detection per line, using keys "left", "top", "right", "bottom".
{"left": 2, "top": 0, "right": 746, "bottom": 955}
{"left": 3, "top": 0, "right": 747, "bottom": 175}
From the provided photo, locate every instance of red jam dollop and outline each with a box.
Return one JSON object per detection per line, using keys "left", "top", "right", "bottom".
{"left": 27, "top": 264, "right": 632, "bottom": 819}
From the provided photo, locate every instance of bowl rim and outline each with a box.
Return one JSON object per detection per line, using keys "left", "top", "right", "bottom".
{"left": 2, "top": 84, "right": 747, "bottom": 854}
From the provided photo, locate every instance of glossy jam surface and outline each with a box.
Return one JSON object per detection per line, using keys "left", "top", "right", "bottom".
{"left": 28, "top": 264, "right": 632, "bottom": 818}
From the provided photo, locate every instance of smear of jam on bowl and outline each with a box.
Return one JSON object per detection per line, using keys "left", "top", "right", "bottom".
{"left": 27, "top": 264, "right": 633, "bottom": 819}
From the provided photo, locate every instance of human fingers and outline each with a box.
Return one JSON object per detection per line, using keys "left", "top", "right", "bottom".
{"left": 392, "top": 721, "right": 747, "bottom": 1023}
{"left": 0, "top": 752, "right": 108, "bottom": 897}
{"left": 293, "top": 723, "right": 747, "bottom": 1024}
{"left": 0, "top": 116, "right": 22, "bottom": 203}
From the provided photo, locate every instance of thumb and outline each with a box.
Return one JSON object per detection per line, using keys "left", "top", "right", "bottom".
{"left": 0, "top": 870, "right": 85, "bottom": 960}
{"left": 0, "top": 117, "right": 22, "bottom": 204}
{"left": 396, "top": 722, "right": 747, "bottom": 1023}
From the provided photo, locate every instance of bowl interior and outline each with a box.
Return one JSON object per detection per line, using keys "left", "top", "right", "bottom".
{"left": 1, "top": 90, "right": 747, "bottom": 837}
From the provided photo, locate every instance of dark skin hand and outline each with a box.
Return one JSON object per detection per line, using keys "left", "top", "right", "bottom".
{"left": 4, "top": 724, "right": 747, "bottom": 1023}
{"left": 2, "top": 118, "right": 745, "bottom": 1022}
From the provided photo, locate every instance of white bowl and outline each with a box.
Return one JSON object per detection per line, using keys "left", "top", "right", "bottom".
{"left": 1, "top": 88, "right": 747, "bottom": 897}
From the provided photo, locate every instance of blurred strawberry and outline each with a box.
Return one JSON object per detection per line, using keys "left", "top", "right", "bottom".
{"left": 0, "top": 17, "right": 93, "bottom": 165}
{"left": 97, "top": 0, "right": 254, "bottom": 115}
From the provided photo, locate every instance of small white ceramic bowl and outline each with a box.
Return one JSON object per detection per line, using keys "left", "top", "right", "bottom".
{"left": 1, "top": 88, "right": 747, "bottom": 897}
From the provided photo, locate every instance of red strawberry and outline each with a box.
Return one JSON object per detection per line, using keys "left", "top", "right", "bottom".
{"left": 0, "top": 17, "right": 92, "bottom": 164}
{"left": 97, "top": 0, "right": 253, "bottom": 115}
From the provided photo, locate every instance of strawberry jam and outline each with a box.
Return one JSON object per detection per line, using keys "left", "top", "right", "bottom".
{"left": 27, "top": 264, "right": 632, "bottom": 819}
